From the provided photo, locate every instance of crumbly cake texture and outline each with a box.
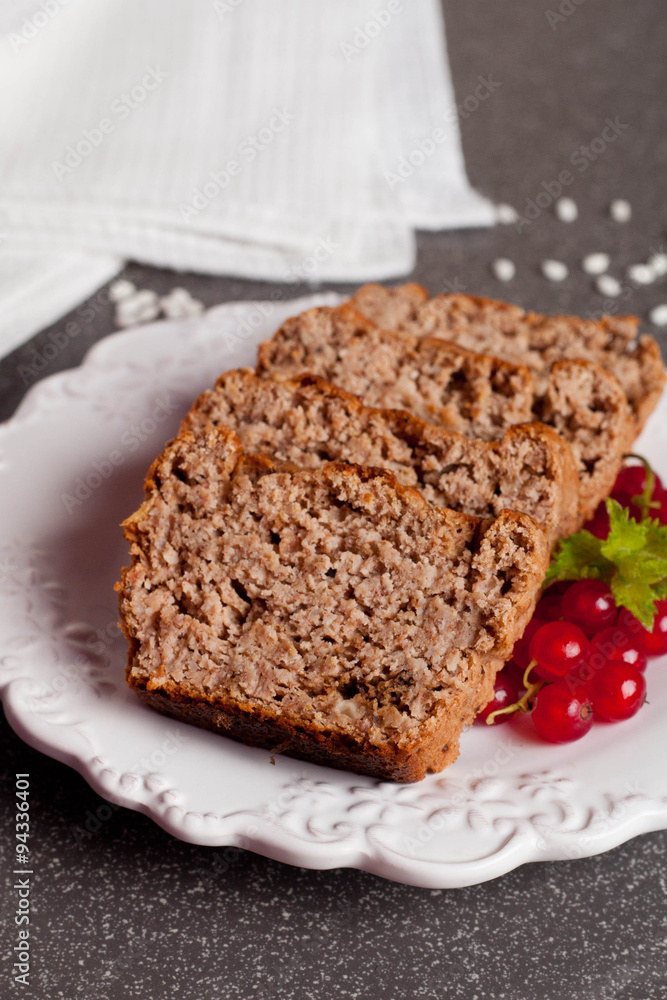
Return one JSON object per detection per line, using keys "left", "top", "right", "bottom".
{"left": 535, "top": 359, "right": 631, "bottom": 519}
{"left": 257, "top": 305, "right": 536, "bottom": 440}
{"left": 118, "top": 425, "right": 548, "bottom": 782}
{"left": 184, "top": 369, "right": 580, "bottom": 546}
{"left": 350, "top": 283, "right": 666, "bottom": 435}
{"left": 257, "top": 305, "right": 635, "bottom": 521}
{"left": 351, "top": 282, "right": 430, "bottom": 330}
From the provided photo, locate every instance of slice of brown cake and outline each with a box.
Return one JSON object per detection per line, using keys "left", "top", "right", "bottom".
{"left": 350, "top": 283, "right": 666, "bottom": 435}
{"left": 118, "top": 425, "right": 548, "bottom": 782}
{"left": 257, "top": 304, "right": 537, "bottom": 440}
{"left": 183, "top": 368, "right": 580, "bottom": 546}
{"left": 257, "top": 304, "right": 634, "bottom": 520}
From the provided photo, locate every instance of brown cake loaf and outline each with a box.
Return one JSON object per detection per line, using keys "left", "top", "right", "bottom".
{"left": 118, "top": 425, "right": 548, "bottom": 782}
{"left": 351, "top": 281, "right": 430, "bottom": 329}
{"left": 184, "top": 368, "right": 580, "bottom": 546}
{"left": 257, "top": 304, "right": 633, "bottom": 520}
{"left": 350, "top": 283, "right": 666, "bottom": 435}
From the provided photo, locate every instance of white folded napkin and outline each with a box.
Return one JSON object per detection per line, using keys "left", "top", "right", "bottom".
{"left": 0, "top": 0, "right": 494, "bottom": 357}
{"left": 0, "top": 249, "right": 121, "bottom": 359}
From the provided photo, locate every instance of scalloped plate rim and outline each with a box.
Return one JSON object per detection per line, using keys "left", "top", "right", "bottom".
{"left": 1, "top": 292, "right": 666, "bottom": 890}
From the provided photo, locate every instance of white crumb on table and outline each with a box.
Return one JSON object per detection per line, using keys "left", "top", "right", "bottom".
{"left": 496, "top": 203, "right": 519, "bottom": 225}
{"left": 647, "top": 253, "right": 667, "bottom": 278}
{"left": 582, "top": 253, "right": 610, "bottom": 275}
{"left": 108, "top": 279, "right": 136, "bottom": 303}
{"left": 115, "top": 289, "right": 160, "bottom": 327}
{"left": 609, "top": 199, "right": 632, "bottom": 223}
{"left": 627, "top": 263, "right": 655, "bottom": 285}
{"left": 649, "top": 304, "right": 667, "bottom": 327}
{"left": 541, "top": 259, "right": 568, "bottom": 282}
{"left": 555, "top": 197, "right": 578, "bottom": 222}
{"left": 492, "top": 258, "right": 516, "bottom": 282}
{"left": 596, "top": 274, "right": 621, "bottom": 297}
{"left": 160, "top": 287, "right": 205, "bottom": 319}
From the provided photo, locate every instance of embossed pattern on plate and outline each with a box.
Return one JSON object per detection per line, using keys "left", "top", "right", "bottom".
{"left": 1, "top": 293, "right": 666, "bottom": 888}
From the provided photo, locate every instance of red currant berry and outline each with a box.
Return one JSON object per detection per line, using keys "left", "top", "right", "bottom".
{"left": 589, "top": 626, "right": 648, "bottom": 673}
{"left": 476, "top": 672, "right": 521, "bottom": 725}
{"left": 512, "top": 618, "right": 547, "bottom": 672}
{"left": 583, "top": 502, "right": 610, "bottom": 540}
{"left": 653, "top": 486, "right": 667, "bottom": 525}
{"left": 642, "top": 600, "right": 667, "bottom": 656}
{"left": 531, "top": 682, "right": 593, "bottom": 743}
{"left": 542, "top": 581, "right": 573, "bottom": 597}
{"left": 534, "top": 593, "right": 563, "bottom": 621}
{"left": 616, "top": 608, "right": 649, "bottom": 651}
{"left": 561, "top": 579, "right": 618, "bottom": 634}
{"left": 618, "top": 601, "right": 667, "bottom": 657}
{"left": 503, "top": 659, "right": 528, "bottom": 689}
{"left": 611, "top": 465, "right": 647, "bottom": 503}
{"left": 611, "top": 463, "right": 664, "bottom": 521}
{"left": 587, "top": 662, "right": 646, "bottom": 722}
{"left": 612, "top": 463, "right": 664, "bottom": 500}
{"left": 529, "top": 621, "right": 590, "bottom": 681}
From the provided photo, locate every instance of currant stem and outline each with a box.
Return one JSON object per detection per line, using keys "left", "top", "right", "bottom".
{"left": 625, "top": 453, "right": 660, "bottom": 521}
{"left": 486, "top": 660, "right": 545, "bottom": 725}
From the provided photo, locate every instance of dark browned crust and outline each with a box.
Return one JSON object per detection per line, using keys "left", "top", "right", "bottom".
{"left": 129, "top": 662, "right": 499, "bottom": 784}
{"left": 632, "top": 335, "right": 667, "bottom": 432}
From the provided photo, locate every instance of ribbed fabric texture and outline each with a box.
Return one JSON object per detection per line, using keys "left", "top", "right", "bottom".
{"left": 0, "top": 0, "right": 494, "bottom": 355}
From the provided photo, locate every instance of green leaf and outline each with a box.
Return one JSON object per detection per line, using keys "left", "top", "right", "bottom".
{"left": 544, "top": 530, "right": 611, "bottom": 586}
{"left": 614, "top": 510, "right": 667, "bottom": 627}
{"left": 631, "top": 555, "right": 667, "bottom": 583}
{"left": 610, "top": 573, "right": 660, "bottom": 630}
{"left": 600, "top": 499, "right": 649, "bottom": 562}
{"left": 545, "top": 469, "right": 667, "bottom": 630}
{"left": 645, "top": 519, "right": 667, "bottom": 560}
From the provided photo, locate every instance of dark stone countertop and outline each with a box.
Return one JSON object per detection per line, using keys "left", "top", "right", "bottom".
{"left": 1, "top": 2, "right": 665, "bottom": 997}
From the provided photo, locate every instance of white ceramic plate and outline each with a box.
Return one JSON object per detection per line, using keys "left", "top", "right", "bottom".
{"left": 2, "top": 294, "right": 666, "bottom": 889}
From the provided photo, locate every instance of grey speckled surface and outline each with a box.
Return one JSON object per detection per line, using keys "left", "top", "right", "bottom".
{"left": 2, "top": 711, "right": 667, "bottom": 1000}
{"left": 1, "top": 1, "right": 666, "bottom": 997}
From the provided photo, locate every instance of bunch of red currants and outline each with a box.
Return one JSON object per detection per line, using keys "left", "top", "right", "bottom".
{"left": 586, "top": 462, "right": 667, "bottom": 536}
{"left": 477, "top": 464, "right": 667, "bottom": 743}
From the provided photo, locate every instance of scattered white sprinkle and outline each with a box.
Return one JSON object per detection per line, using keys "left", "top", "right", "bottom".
{"left": 108, "top": 278, "right": 136, "bottom": 302}
{"left": 555, "top": 197, "right": 578, "bottom": 223}
{"left": 648, "top": 253, "right": 667, "bottom": 278}
{"left": 649, "top": 304, "right": 667, "bottom": 327}
{"left": 610, "top": 199, "right": 632, "bottom": 223}
{"left": 160, "top": 287, "right": 204, "bottom": 319}
{"left": 492, "top": 257, "right": 516, "bottom": 282}
{"left": 596, "top": 274, "right": 621, "bottom": 297}
{"left": 496, "top": 203, "right": 519, "bottom": 225}
{"left": 541, "top": 259, "right": 568, "bottom": 282}
{"left": 582, "top": 253, "right": 610, "bottom": 276}
{"left": 115, "top": 289, "right": 160, "bottom": 328}
{"left": 165, "top": 286, "right": 193, "bottom": 303}
{"left": 627, "top": 263, "right": 655, "bottom": 285}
